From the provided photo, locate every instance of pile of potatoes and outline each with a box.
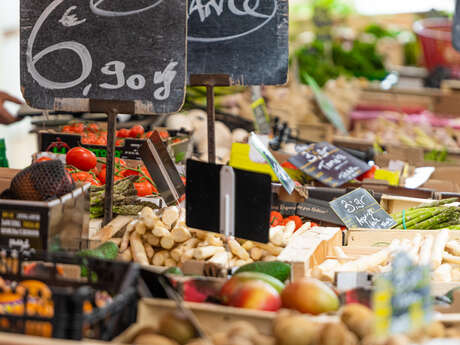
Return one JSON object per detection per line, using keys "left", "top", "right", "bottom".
{"left": 114, "top": 206, "right": 303, "bottom": 268}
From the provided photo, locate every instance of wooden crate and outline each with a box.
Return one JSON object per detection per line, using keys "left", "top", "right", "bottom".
{"left": 295, "top": 123, "right": 334, "bottom": 143}
{"left": 380, "top": 194, "right": 434, "bottom": 215}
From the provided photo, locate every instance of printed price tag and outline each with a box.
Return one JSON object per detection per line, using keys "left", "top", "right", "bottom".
{"left": 329, "top": 188, "right": 396, "bottom": 229}
{"left": 373, "top": 253, "right": 432, "bottom": 338}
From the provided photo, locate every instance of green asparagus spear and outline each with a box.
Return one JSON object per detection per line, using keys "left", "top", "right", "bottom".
{"left": 409, "top": 208, "right": 457, "bottom": 229}
{"left": 396, "top": 208, "right": 446, "bottom": 229}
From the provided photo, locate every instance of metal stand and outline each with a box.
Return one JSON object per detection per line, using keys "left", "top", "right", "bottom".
{"left": 89, "top": 100, "right": 135, "bottom": 225}
{"left": 189, "top": 74, "right": 231, "bottom": 164}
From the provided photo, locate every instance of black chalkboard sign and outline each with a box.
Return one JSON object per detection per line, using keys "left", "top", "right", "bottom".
{"left": 187, "top": 0, "right": 289, "bottom": 85}
{"left": 186, "top": 159, "right": 271, "bottom": 243}
{"left": 20, "top": 0, "right": 187, "bottom": 114}
{"left": 329, "top": 188, "right": 396, "bottom": 229}
{"left": 288, "top": 142, "right": 370, "bottom": 188}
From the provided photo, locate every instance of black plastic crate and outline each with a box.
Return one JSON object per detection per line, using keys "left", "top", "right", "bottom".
{"left": 0, "top": 249, "right": 139, "bottom": 341}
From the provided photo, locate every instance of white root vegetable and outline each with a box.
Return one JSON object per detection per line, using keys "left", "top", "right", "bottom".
{"left": 433, "top": 263, "right": 452, "bottom": 282}
{"left": 341, "top": 239, "right": 399, "bottom": 272}
{"left": 117, "top": 249, "right": 132, "bottom": 262}
{"left": 194, "top": 246, "right": 225, "bottom": 260}
{"left": 282, "top": 221, "right": 296, "bottom": 246}
{"left": 262, "top": 255, "right": 277, "bottom": 262}
{"left": 228, "top": 238, "right": 250, "bottom": 260}
{"left": 311, "top": 259, "right": 339, "bottom": 282}
{"left": 208, "top": 251, "right": 231, "bottom": 266}
{"left": 141, "top": 207, "right": 157, "bottom": 229}
{"left": 153, "top": 224, "right": 171, "bottom": 238}
{"left": 235, "top": 259, "right": 252, "bottom": 266}
{"left": 171, "top": 226, "right": 192, "bottom": 243}
{"left": 143, "top": 233, "right": 160, "bottom": 247}
{"left": 452, "top": 267, "right": 460, "bottom": 281}
{"left": 164, "top": 258, "right": 177, "bottom": 267}
{"left": 250, "top": 247, "right": 263, "bottom": 261}
{"left": 269, "top": 226, "right": 285, "bottom": 247}
{"left": 408, "top": 234, "right": 422, "bottom": 263}
{"left": 446, "top": 241, "right": 460, "bottom": 256}
{"left": 162, "top": 206, "right": 180, "bottom": 228}
{"left": 152, "top": 251, "right": 169, "bottom": 266}
{"left": 182, "top": 238, "right": 200, "bottom": 249}
{"left": 242, "top": 241, "right": 255, "bottom": 251}
{"left": 160, "top": 235, "right": 175, "bottom": 250}
{"left": 181, "top": 248, "right": 194, "bottom": 263}
{"left": 443, "top": 252, "right": 460, "bottom": 265}
{"left": 170, "top": 247, "right": 183, "bottom": 262}
{"left": 144, "top": 242, "right": 155, "bottom": 260}
{"left": 135, "top": 221, "right": 147, "bottom": 235}
{"left": 333, "top": 246, "right": 349, "bottom": 263}
{"left": 130, "top": 232, "right": 149, "bottom": 266}
{"left": 98, "top": 215, "right": 133, "bottom": 241}
{"left": 120, "top": 220, "right": 137, "bottom": 252}
{"left": 255, "top": 242, "right": 282, "bottom": 256}
{"left": 194, "top": 230, "right": 208, "bottom": 240}
{"left": 419, "top": 235, "right": 434, "bottom": 265}
{"left": 432, "top": 229, "right": 449, "bottom": 269}
{"left": 205, "top": 234, "right": 223, "bottom": 247}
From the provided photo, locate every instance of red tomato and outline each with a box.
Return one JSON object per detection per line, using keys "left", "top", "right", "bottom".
{"left": 98, "top": 167, "right": 123, "bottom": 185}
{"left": 37, "top": 156, "right": 52, "bottom": 163}
{"left": 71, "top": 172, "right": 101, "bottom": 186}
{"left": 122, "top": 167, "right": 140, "bottom": 177}
{"left": 356, "top": 165, "right": 377, "bottom": 181}
{"left": 62, "top": 125, "right": 73, "bottom": 133}
{"left": 159, "top": 130, "right": 169, "bottom": 140}
{"left": 66, "top": 147, "right": 97, "bottom": 171}
{"left": 285, "top": 215, "right": 303, "bottom": 231}
{"left": 95, "top": 137, "right": 106, "bottom": 146}
{"left": 144, "top": 131, "right": 153, "bottom": 139}
{"left": 115, "top": 139, "right": 124, "bottom": 146}
{"left": 310, "top": 222, "right": 319, "bottom": 228}
{"left": 172, "top": 138, "right": 182, "bottom": 144}
{"left": 270, "top": 211, "right": 283, "bottom": 227}
{"left": 87, "top": 123, "right": 100, "bottom": 133}
{"left": 71, "top": 123, "right": 85, "bottom": 133}
{"left": 117, "top": 128, "right": 130, "bottom": 138}
{"left": 129, "top": 125, "right": 145, "bottom": 138}
{"left": 134, "top": 181, "right": 154, "bottom": 196}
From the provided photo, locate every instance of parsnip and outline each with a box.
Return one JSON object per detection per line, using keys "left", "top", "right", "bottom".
{"left": 171, "top": 226, "right": 192, "bottom": 243}
{"left": 162, "top": 206, "right": 180, "bottom": 228}
{"left": 333, "top": 246, "right": 349, "bottom": 263}
{"left": 153, "top": 224, "right": 170, "bottom": 238}
{"left": 262, "top": 255, "right": 277, "bottom": 262}
{"left": 250, "top": 247, "right": 263, "bottom": 261}
{"left": 144, "top": 242, "right": 155, "bottom": 260}
{"left": 117, "top": 249, "right": 132, "bottom": 262}
{"left": 181, "top": 248, "right": 194, "bottom": 263}
{"left": 135, "top": 221, "right": 147, "bottom": 235}
{"left": 164, "top": 258, "right": 177, "bottom": 267}
{"left": 194, "top": 230, "right": 208, "bottom": 240}
{"left": 152, "top": 251, "right": 169, "bottom": 266}
{"left": 255, "top": 242, "right": 282, "bottom": 256}
{"left": 182, "top": 238, "right": 199, "bottom": 249}
{"left": 446, "top": 241, "right": 460, "bottom": 256}
{"left": 432, "top": 229, "right": 449, "bottom": 269}
{"left": 208, "top": 251, "right": 231, "bottom": 266}
{"left": 228, "top": 238, "right": 250, "bottom": 260}
{"left": 194, "top": 246, "right": 225, "bottom": 260}
{"left": 205, "top": 233, "right": 223, "bottom": 247}
{"left": 443, "top": 252, "right": 460, "bottom": 265}
{"left": 235, "top": 259, "right": 252, "bottom": 266}
{"left": 419, "top": 235, "right": 434, "bottom": 265}
{"left": 242, "top": 241, "right": 255, "bottom": 251}
{"left": 160, "top": 235, "right": 175, "bottom": 250}
{"left": 130, "top": 232, "right": 149, "bottom": 266}
{"left": 143, "top": 233, "right": 160, "bottom": 247}
{"left": 120, "top": 220, "right": 137, "bottom": 252}
{"left": 140, "top": 207, "right": 157, "bottom": 229}
{"left": 170, "top": 247, "right": 184, "bottom": 262}
{"left": 433, "top": 263, "right": 452, "bottom": 282}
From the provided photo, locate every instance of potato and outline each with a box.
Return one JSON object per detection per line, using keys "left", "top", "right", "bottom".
{"left": 340, "top": 304, "right": 374, "bottom": 339}
{"left": 273, "top": 315, "right": 319, "bottom": 345}
{"left": 319, "top": 322, "right": 358, "bottom": 345}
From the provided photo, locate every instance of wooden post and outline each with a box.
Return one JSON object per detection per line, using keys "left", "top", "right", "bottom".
{"left": 89, "top": 100, "right": 135, "bottom": 225}
{"left": 189, "top": 74, "right": 231, "bottom": 164}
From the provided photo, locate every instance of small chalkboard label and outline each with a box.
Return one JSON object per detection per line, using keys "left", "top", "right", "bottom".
{"left": 187, "top": 0, "right": 289, "bottom": 85}
{"left": 297, "top": 198, "right": 344, "bottom": 226}
{"left": 0, "top": 207, "right": 47, "bottom": 251}
{"left": 21, "top": 0, "right": 187, "bottom": 114}
{"left": 289, "top": 142, "right": 370, "bottom": 187}
{"left": 329, "top": 188, "right": 396, "bottom": 229}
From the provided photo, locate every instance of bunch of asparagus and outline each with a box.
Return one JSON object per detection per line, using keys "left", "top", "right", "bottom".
{"left": 392, "top": 198, "right": 460, "bottom": 230}
{"left": 90, "top": 176, "right": 158, "bottom": 218}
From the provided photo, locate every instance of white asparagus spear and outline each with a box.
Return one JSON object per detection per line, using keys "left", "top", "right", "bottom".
{"left": 443, "top": 252, "right": 460, "bottom": 265}
{"left": 446, "top": 241, "right": 460, "bottom": 256}
{"left": 282, "top": 221, "right": 296, "bottom": 246}
{"left": 419, "top": 235, "right": 434, "bottom": 265}
{"left": 130, "top": 232, "right": 149, "bottom": 266}
{"left": 433, "top": 263, "right": 452, "bottom": 282}
{"left": 269, "top": 226, "right": 284, "bottom": 246}
{"left": 432, "top": 229, "right": 449, "bottom": 269}
{"left": 193, "top": 246, "right": 225, "bottom": 260}
{"left": 228, "top": 238, "right": 250, "bottom": 260}
{"left": 162, "top": 206, "right": 180, "bottom": 228}
{"left": 408, "top": 234, "right": 423, "bottom": 263}
{"left": 333, "top": 246, "right": 349, "bottom": 263}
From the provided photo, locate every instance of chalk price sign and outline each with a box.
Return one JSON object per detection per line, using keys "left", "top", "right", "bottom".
{"left": 21, "top": 0, "right": 187, "bottom": 114}
{"left": 329, "top": 188, "right": 396, "bottom": 229}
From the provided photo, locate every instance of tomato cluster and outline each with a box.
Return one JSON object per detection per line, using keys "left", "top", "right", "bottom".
{"left": 62, "top": 122, "right": 170, "bottom": 147}
{"left": 269, "top": 211, "right": 318, "bottom": 231}
{"left": 63, "top": 146, "right": 165, "bottom": 197}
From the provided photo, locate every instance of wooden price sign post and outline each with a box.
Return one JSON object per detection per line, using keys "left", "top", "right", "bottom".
{"left": 20, "top": 0, "right": 187, "bottom": 225}
{"left": 187, "top": 0, "right": 289, "bottom": 162}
